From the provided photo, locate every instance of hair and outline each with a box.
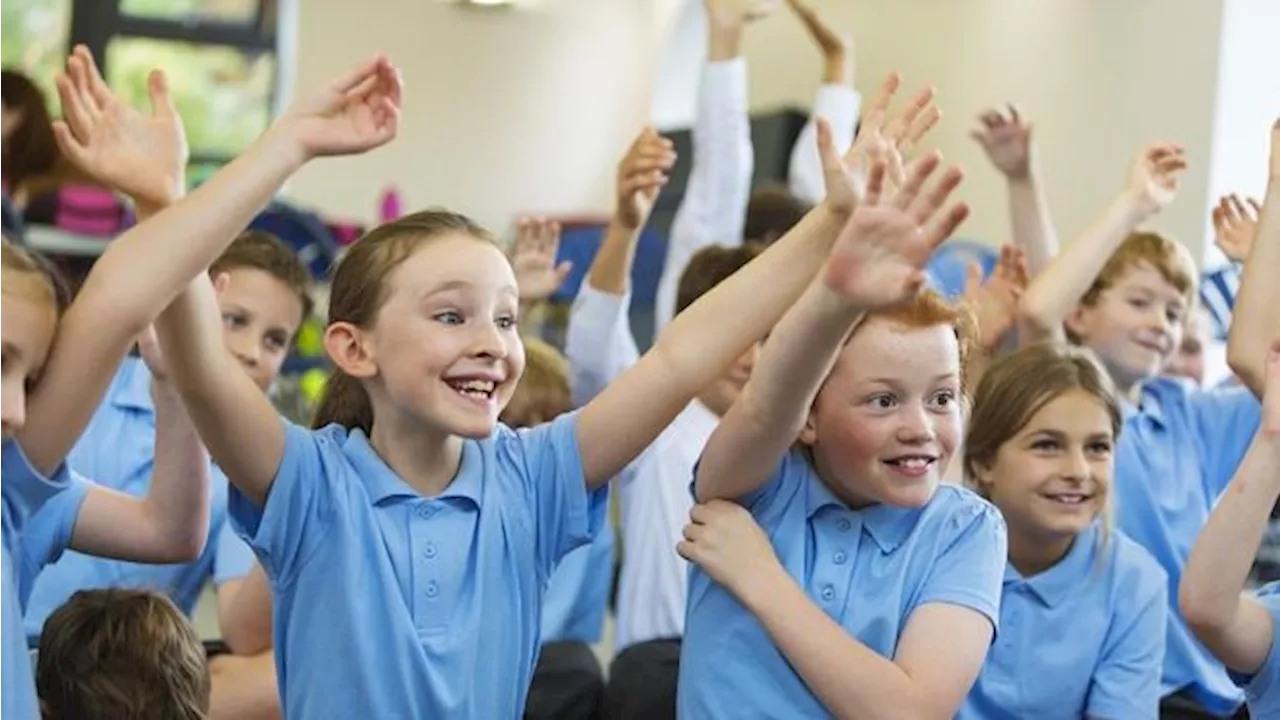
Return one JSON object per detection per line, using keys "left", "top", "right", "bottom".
{"left": 743, "top": 186, "right": 811, "bottom": 245}
{"left": 311, "top": 209, "right": 497, "bottom": 434}
{"left": 210, "top": 230, "right": 315, "bottom": 324}
{"left": 500, "top": 336, "right": 571, "bottom": 429}
{"left": 36, "top": 589, "right": 210, "bottom": 720}
{"left": 963, "top": 342, "right": 1121, "bottom": 542}
{"left": 1073, "top": 231, "right": 1199, "bottom": 340}
{"left": 675, "top": 242, "right": 765, "bottom": 315}
{"left": 1, "top": 69, "right": 60, "bottom": 195}
{"left": 1, "top": 236, "right": 70, "bottom": 313}
{"left": 849, "top": 289, "right": 978, "bottom": 396}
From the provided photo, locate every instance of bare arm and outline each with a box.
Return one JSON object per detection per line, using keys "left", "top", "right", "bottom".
{"left": 971, "top": 107, "right": 1060, "bottom": 274}
{"left": 1017, "top": 144, "right": 1187, "bottom": 344}
{"left": 210, "top": 651, "right": 280, "bottom": 720}
{"left": 1181, "top": 340, "right": 1280, "bottom": 673}
{"left": 1226, "top": 120, "right": 1280, "bottom": 397}
{"left": 218, "top": 564, "right": 274, "bottom": 656}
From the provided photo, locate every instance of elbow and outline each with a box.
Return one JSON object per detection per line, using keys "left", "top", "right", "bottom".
{"left": 1178, "top": 576, "right": 1229, "bottom": 638}
{"left": 1015, "top": 295, "right": 1056, "bottom": 337}
{"left": 164, "top": 531, "right": 208, "bottom": 563}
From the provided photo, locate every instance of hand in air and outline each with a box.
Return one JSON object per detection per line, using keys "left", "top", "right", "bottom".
{"left": 52, "top": 46, "right": 188, "bottom": 208}
{"left": 823, "top": 153, "right": 969, "bottom": 310}
{"left": 510, "top": 218, "right": 571, "bottom": 303}
{"left": 279, "top": 54, "right": 402, "bottom": 159}
{"left": 677, "top": 500, "right": 781, "bottom": 601}
{"left": 786, "top": 0, "right": 852, "bottom": 64}
{"left": 962, "top": 244, "right": 1030, "bottom": 350}
{"left": 970, "top": 105, "right": 1032, "bottom": 180}
{"left": 615, "top": 128, "right": 676, "bottom": 230}
{"left": 1126, "top": 143, "right": 1187, "bottom": 218}
{"left": 1212, "top": 194, "right": 1262, "bottom": 264}
{"left": 820, "top": 73, "right": 942, "bottom": 214}
{"left": 707, "top": 0, "right": 782, "bottom": 28}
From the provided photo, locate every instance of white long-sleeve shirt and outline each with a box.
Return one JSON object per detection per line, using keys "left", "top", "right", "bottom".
{"left": 788, "top": 84, "right": 862, "bottom": 206}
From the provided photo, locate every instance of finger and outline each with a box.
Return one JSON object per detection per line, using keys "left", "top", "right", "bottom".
{"left": 1248, "top": 197, "right": 1264, "bottom": 217}
{"left": 330, "top": 54, "right": 386, "bottom": 96}
{"left": 902, "top": 106, "right": 942, "bottom": 152}
{"left": 1154, "top": 155, "right": 1189, "bottom": 176}
{"left": 146, "top": 69, "right": 178, "bottom": 120}
{"left": 979, "top": 110, "right": 1004, "bottom": 130}
{"left": 676, "top": 540, "right": 696, "bottom": 562}
{"left": 1228, "top": 194, "right": 1249, "bottom": 221}
{"left": 864, "top": 160, "right": 887, "bottom": 206}
{"left": 1218, "top": 196, "right": 1239, "bottom": 225}
{"left": 907, "top": 165, "right": 964, "bottom": 226}
{"left": 689, "top": 502, "right": 710, "bottom": 524}
{"left": 1007, "top": 103, "right": 1022, "bottom": 125}
{"left": 861, "top": 73, "right": 901, "bottom": 131}
{"left": 66, "top": 54, "right": 101, "bottom": 121}
{"left": 892, "top": 151, "right": 941, "bottom": 211}
{"left": 886, "top": 86, "right": 935, "bottom": 144}
{"left": 54, "top": 73, "right": 93, "bottom": 141}
{"left": 816, "top": 117, "right": 837, "bottom": 165}
{"left": 377, "top": 60, "right": 403, "bottom": 108}
{"left": 964, "top": 260, "right": 983, "bottom": 296}
{"left": 76, "top": 46, "right": 113, "bottom": 110}
{"left": 554, "top": 261, "right": 573, "bottom": 283}
{"left": 1211, "top": 204, "right": 1225, "bottom": 230}
{"left": 51, "top": 121, "right": 89, "bottom": 167}
{"left": 628, "top": 156, "right": 677, "bottom": 175}
{"left": 923, "top": 202, "right": 971, "bottom": 250}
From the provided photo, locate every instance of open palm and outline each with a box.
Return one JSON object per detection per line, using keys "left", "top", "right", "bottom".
{"left": 971, "top": 106, "right": 1031, "bottom": 180}
{"left": 1212, "top": 194, "right": 1262, "bottom": 263}
{"left": 53, "top": 46, "right": 187, "bottom": 206}
{"left": 511, "top": 218, "right": 571, "bottom": 303}
{"left": 281, "top": 54, "right": 403, "bottom": 159}
{"left": 963, "top": 244, "right": 1029, "bottom": 349}
{"left": 1128, "top": 144, "right": 1187, "bottom": 217}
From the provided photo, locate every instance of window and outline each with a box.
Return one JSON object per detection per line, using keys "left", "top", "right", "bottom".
{"left": 119, "top": 0, "right": 260, "bottom": 25}
{"left": 0, "top": 0, "right": 72, "bottom": 111}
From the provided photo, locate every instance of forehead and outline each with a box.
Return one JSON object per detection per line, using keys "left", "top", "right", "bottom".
{"left": 1019, "top": 389, "right": 1114, "bottom": 436}
{"left": 1108, "top": 262, "right": 1190, "bottom": 302}
{"left": 217, "top": 267, "right": 305, "bottom": 326}
{"left": 832, "top": 319, "right": 960, "bottom": 386}
{"left": 387, "top": 233, "right": 516, "bottom": 297}
{"left": 1, "top": 289, "right": 58, "bottom": 362}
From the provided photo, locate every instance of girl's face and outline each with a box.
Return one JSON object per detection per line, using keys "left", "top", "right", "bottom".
{"left": 1, "top": 274, "right": 58, "bottom": 438}
{"left": 802, "top": 318, "right": 963, "bottom": 509}
{"left": 351, "top": 233, "right": 526, "bottom": 439}
{"left": 973, "top": 389, "right": 1113, "bottom": 544}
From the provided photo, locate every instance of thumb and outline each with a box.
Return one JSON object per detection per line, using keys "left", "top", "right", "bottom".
{"left": 816, "top": 117, "right": 837, "bottom": 168}
{"left": 554, "top": 261, "right": 573, "bottom": 284}
{"left": 964, "top": 260, "right": 983, "bottom": 296}
{"left": 147, "top": 69, "right": 177, "bottom": 119}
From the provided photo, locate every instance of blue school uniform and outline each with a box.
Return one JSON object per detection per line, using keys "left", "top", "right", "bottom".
{"left": 959, "top": 524, "right": 1168, "bottom": 720}
{"left": 228, "top": 412, "right": 607, "bottom": 718}
{"left": 1233, "top": 583, "right": 1280, "bottom": 718}
{"left": 679, "top": 448, "right": 1007, "bottom": 718}
{"left": 19, "top": 356, "right": 256, "bottom": 639}
{"left": 2, "top": 440, "right": 75, "bottom": 720}
{"left": 1113, "top": 378, "right": 1261, "bottom": 714}
{"left": 540, "top": 521, "right": 614, "bottom": 644}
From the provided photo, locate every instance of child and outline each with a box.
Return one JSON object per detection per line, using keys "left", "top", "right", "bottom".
{"left": 36, "top": 588, "right": 210, "bottom": 720}
{"left": 677, "top": 157, "right": 999, "bottom": 719}
{"left": 502, "top": 336, "right": 614, "bottom": 720}
{"left": 1180, "top": 340, "right": 1280, "bottom": 719}
{"left": 1018, "top": 139, "right": 1273, "bottom": 716}
{"left": 960, "top": 342, "right": 1167, "bottom": 719}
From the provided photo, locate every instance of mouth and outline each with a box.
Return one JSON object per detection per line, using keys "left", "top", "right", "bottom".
{"left": 1132, "top": 338, "right": 1167, "bottom": 356}
{"left": 882, "top": 454, "right": 939, "bottom": 478}
{"left": 1041, "top": 492, "right": 1094, "bottom": 509}
{"left": 443, "top": 376, "right": 501, "bottom": 407}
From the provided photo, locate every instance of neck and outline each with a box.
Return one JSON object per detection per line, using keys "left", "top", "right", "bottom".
{"left": 1006, "top": 521, "right": 1076, "bottom": 577}
{"left": 368, "top": 408, "right": 465, "bottom": 498}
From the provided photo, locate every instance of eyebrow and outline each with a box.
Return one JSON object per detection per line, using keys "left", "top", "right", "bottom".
{"left": 865, "top": 372, "right": 959, "bottom": 386}
{"left": 422, "top": 280, "right": 520, "bottom": 301}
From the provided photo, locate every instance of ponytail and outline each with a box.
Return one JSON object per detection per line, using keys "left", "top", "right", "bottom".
{"left": 310, "top": 369, "right": 374, "bottom": 435}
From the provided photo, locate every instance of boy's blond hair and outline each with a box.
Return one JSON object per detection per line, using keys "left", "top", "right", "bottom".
{"left": 502, "top": 336, "right": 572, "bottom": 429}
{"left": 1080, "top": 231, "right": 1198, "bottom": 309}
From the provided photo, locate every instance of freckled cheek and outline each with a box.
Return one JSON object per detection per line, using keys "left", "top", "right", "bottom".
{"left": 932, "top": 413, "right": 962, "bottom": 460}
{"left": 817, "top": 410, "right": 896, "bottom": 467}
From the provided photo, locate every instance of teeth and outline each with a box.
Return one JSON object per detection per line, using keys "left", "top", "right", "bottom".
{"left": 1048, "top": 494, "right": 1086, "bottom": 504}
{"left": 449, "top": 379, "right": 495, "bottom": 396}
{"left": 890, "top": 457, "right": 932, "bottom": 469}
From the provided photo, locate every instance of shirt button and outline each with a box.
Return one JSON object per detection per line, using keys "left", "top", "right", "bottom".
{"left": 837, "top": 518, "right": 851, "bottom": 532}
{"left": 821, "top": 585, "right": 835, "bottom": 601}
{"left": 833, "top": 551, "right": 848, "bottom": 565}
{"left": 424, "top": 543, "right": 437, "bottom": 559}
{"left": 425, "top": 581, "right": 439, "bottom": 598}
{"left": 417, "top": 505, "right": 434, "bottom": 520}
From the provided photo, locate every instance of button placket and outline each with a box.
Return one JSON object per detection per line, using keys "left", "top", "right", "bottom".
{"left": 810, "top": 510, "right": 859, "bottom": 619}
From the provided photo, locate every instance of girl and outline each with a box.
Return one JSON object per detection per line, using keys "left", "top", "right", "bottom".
{"left": 1180, "top": 339, "right": 1280, "bottom": 717}
{"left": 960, "top": 342, "right": 1168, "bottom": 719}
{"left": 147, "top": 78, "right": 961, "bottom": 718}
{"left": 675, "top": 159, "right": 998, "bottom": 719}
{"left": 2, "top": 45, "right": 402, "bottom": 715}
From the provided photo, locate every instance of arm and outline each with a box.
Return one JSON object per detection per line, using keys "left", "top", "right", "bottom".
{"left": 786, "top": 0, "right": 860, "bottom": 205}
{"left": 1180, "top": 339, "right": 1280, "bottom": 674}
{"left": 1017, "top": 144, "right": 1187, "bottom": 344}
{"left": 210, "top": 651, "right": 280, "bottom": 720}
{"left": 67, "top": 371, "right": 209, "bottom": 562}
{"left": 218, "top": 564, "right": 274, "bottom": 656}
{"left": 652, "top": 0, "right": 756, "bottom": 333}
{"left": 696, "top": 153, "right": 968, "bottom": 502}
{"left": 971, "top": 106, "right": 1059, "bottom": 274}
{"left": 1226, "top": 120, "right": 1280, "bottom": 397}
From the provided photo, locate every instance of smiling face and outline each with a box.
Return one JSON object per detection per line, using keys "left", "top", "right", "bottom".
{"left": 1, "top": 273, "right": 57, "bottom": 439}
{"left": 802, "top": 316, "right": 964, "bottom": 509}
{"left": 215, "top": 268, "right": 304, "bottom": 391}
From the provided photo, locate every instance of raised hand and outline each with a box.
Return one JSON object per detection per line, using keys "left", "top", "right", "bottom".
{"left": 962, "top": 244, "right": 1030, "bottom": 350}
{"left": 707, "top": 0, "right": 782, "bottom": 28}
{"left": 820, "top": 73, "right": 941, "bottom": 214}
{"left": 52, "top": 45, "right": 188, "bottom": 208}
{"left": 970, "top": 105, "right": 1032, "bottom": 180}
{"left": 1126, "top": 143, "right": 1188, "bottom": 218}
{"left": 677, "top": 500, "right": 781, "bottom": 601}
{"left": 510, "top": 217, "right": 571, "bottom": 303}
{"left": 786, "top": 0, "right": 852, "bottom": 78}
{"left": 823, "top": 153, "right": 970, "bottom": 309}
{"left": 1212, "top": 194, "right": 1263, "bottom": 263}
{"left": 615, "top": 128, "right": 676, "bottom": 230}
{"left": 276, "top": 54, "right": 402, "bottom": 159}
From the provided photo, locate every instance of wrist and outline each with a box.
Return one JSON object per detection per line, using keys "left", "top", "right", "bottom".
{"left": 260, "top": 121, "right": 311, "bottom": 172}
{"left": 708, "top": 24, "right": 744, "bottom": 61}
{"left": 822, "top": 52, "right": 852, "bottom": 86}
{"left": 150, "top": 378, "right": 180, "bottom": 404}
{"left": 734, "top": 560, "right": 788, "bottom": 611}
{"left": 1114, "top": 189, "right": 1156, "bottom": 226}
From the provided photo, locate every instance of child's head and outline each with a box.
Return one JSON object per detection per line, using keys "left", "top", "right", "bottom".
{"left": 209, "top": 230, "right": 313, "bottom": 391}
{"left": 36, "top": 589, "right": 209, "bottom": 720}
{"left": 800, "top": 290, "right": 972, "bottom": 509}
{"left": 1, "top": 70, "right": 58, "bottom": 190}
{"left": 676, "top": 242, "right": 765, "bottom": 416}
{"left": 1164, "top": 304, "right": 1213, "bottom": 386}
{"left": 312, "top": 209, "right": 523, "bottom": 439}
{"left": 1, "top": 239, "right": 69, "bottom": 438}
{"left": 1065, "top": 231, "right": 1198, "bottom": 392}
{"left": 743, "top": 186, "right": 811, "bottom": 245}
{"left": 500, "top": 336, "right": 571, "bottom": 429}
{"left": 965, "top": 343, "right": 1120, "bottom": 546}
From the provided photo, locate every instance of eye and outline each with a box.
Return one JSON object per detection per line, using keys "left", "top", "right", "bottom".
{"left": 1030, "top": 438, "right": 1060, "bottom": 452}
{"left": 434, "top": 311, "right": 464, "bottom": 326}
{"left": 1166, "top": 307, "right": 1184, "bottom": 324}
{"left": 496, "top": 315, "right": 517, "bottom": 330}
{"left": 866, "top": 393, "right": 897, "bottom": 410}
{"left": 221, "top": 312, "right": 246, "bottom": 329}
{"left": 264, "top": 333, "right": 288, "bottom": 352}
{"left": 929, "top": 389, "right": 957, "bottom": 409}
{"left": 1086, "top": 440, "right": 1113, "bottom": 456}
{"left": 1127, "top": 297, "right": 1150, "bottom": 310}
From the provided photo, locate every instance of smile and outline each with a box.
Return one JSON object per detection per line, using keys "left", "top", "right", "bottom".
{"left": 1042, "top": 492, "right": 1092, "bottom": 507}
{"left": 883, "top": 455, "right": 938, "bottom": 478}
{"left": 446, "top": 378, "right": 496, "bottom": 405}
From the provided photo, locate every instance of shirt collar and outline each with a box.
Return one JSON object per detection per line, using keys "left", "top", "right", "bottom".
{"left": 342, "top": 429, "right": 483, "bottom": 507}
{"left": 1004, "top": 522, "right": 1102, "bottom": 608}
{"left": 805, "top": 472, "right": 921, "bottom": 553}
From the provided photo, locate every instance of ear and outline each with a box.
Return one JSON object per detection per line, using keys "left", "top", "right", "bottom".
{"left": 323, "top": 321, "right": 377, "bottom": 379}
{"left": 1064, "top": 303, "right": 1093, "bottom": 343}
{"left": 798, "top": 406, "right": 820, "bottom": 446}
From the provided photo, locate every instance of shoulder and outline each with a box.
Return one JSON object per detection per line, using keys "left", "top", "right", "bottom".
{"left": 1104, "top": 531, "right": 1168, "bottom": 606}
{"left": 924, "top": 484, "right": 1005, "bottom": 535}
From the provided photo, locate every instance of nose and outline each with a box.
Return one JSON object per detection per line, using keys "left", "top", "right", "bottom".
{"left": 2, "top": 385, "right": 26, "bottom": 436}
{"left": 470, "top": 320, "right": 508, "bottom": 360}
{"left": 894, "top": 403, "right": 934, "bottom": 444}
{"left": 1061, "top": 449, "right": 1089, "bottom": 483}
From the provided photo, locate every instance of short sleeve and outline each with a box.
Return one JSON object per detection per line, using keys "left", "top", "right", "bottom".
{"left": 1187, "top": 386, "right": 1262, "bottom": 497}
{"left": 1241, "top": 587, "right": 1280, "bottom": 707}
{"left": 690, "top": 446, "right": 806, "bottom": 516}
{"left": 213, "top": 519, "right": 257, "bottom": 586}
{"left": 916, "top": 501, "right": 1007, "bottom": 630}
{"left": 503, "top": 411, "right": 607, "bottom": 580}
{"left": 228, "top": 420, "right": 342, "bottom": 583}
{"left": 1087, "top": 561, "right": 1168, "bottom": 719}
{"left": 1, "top": 439, "right": 76, "bottom": 546}
{"left": 16, "top": 473, "right": 91, "bottom": 602}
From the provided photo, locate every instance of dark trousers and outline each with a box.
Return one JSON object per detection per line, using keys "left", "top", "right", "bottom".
{"left": 1160, "top": 691, "right": 1250, "bottom": 719}
{"left": 525, "top": 641, "right": 604, "bottom": 720}
{"left": 603, "top": 638, "right": 680, "bottom": 720}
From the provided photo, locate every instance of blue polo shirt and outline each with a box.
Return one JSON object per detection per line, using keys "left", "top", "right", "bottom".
{"left": 540, "top": 521, "right": 614, "bottom": 644}
{"left": 1235, "top": 583, "right": 1280, "bottom": 718}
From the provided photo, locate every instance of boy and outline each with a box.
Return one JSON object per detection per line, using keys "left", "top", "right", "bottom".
{"left": 1019, "top": 142, "right": 1274, "bottom": 718}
